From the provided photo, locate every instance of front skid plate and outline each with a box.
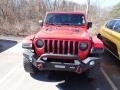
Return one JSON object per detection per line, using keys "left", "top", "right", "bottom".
{"left": 23, "top": 51, "right": 100, "bottom": 72}
{"left": 36, "top": 60, "right": 86, "bottom": 71}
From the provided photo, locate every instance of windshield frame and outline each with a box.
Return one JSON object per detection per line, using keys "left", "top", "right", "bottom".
{"left": 44, "top": 13, "right": 87, "bottom": 26}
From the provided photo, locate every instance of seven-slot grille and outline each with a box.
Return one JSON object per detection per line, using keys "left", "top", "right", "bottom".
{"left": 44, "top": 40, "right": 79, "bottom": 55}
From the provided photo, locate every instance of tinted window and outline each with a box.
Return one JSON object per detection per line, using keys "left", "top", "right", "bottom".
{"left": 45, "top": 13, "right": 86, "bottom": 26}
{"left": 106, "top": 22, "right": 110, "bottom": 28}
{"left": 114, "top": 20, "right": 120, "bottom": 32}
{"left": 106, "top": 20, "right": 116, "bottom": 29}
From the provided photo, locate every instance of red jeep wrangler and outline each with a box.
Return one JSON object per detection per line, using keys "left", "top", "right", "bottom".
{"left": 22, "top": 12, "right": 104, "bottom": 75}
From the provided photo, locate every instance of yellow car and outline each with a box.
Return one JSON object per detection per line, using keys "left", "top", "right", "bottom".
{"left": 97, "top": 19, "right": 120, "bottom": 60}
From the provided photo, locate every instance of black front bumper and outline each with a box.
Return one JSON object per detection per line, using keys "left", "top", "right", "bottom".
{"left": 23, "top": 50, "right": 101, "bottom": 73}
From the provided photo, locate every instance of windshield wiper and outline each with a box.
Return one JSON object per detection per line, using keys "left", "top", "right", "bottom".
{"left": 62, "top": 23, "right": 82, "bottom": 26}
{"left": 46, "top": 23, "right": 83, "bottom": 26}
{"left": 46, "top": 23, "right": 62, "bottom": 26}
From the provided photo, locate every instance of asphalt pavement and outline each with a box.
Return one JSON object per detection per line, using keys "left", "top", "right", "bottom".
{"left": 0, "top": 37, "right": 120, "bottom": 90}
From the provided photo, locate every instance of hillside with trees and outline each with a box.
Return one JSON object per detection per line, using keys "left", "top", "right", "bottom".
{"left": 109, "top": 2, "right": 120, "bottom": 18}
{"left": 0, "top": 0, "right": 119, "bottom": 36}
{"left": 0, "top": 0, "right": 84, "bottom": 36}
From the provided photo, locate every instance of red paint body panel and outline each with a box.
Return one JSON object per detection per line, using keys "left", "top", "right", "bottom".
{"left": 23, "top": 12, "right": 104, "bottom": 61}
{"left": 34, "top": 25, "right": 91, "bottom": 60}
{"left": 23, "top": 34, "right": 35, "bottom": 43}
{"left": 35, "top": 26, "right": 89, "bottom": 40}
{"left": 47, "top": 12, "right": 85, "bottom": 15}
{"left": 92, "top": 36, "right": 104, "bottom": 48}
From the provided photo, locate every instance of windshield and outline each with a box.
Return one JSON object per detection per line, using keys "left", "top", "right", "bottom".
{"left": 45, "top": 13, "right": 86, "bottom": 26}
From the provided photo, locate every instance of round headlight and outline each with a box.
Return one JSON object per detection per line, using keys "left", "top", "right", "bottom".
{"left": 80, "top": 43, "right": 88, "bottom": 51}
{"left": 36, "top": 40, "right": 44, "bottom": 48}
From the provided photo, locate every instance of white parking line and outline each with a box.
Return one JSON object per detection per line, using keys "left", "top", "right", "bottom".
{"left": 0, "top": 63, "right": 21, "bottom": 85}
{"left": 101, "top": 67, "right": 118, "bottom": 90}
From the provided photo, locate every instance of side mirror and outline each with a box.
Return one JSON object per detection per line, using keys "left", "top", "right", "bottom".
{"left": 87, "top": 22, "right": 92, "bottom": 29}
{"left": 38, "top": 20, "right": 43, "bottom": 26}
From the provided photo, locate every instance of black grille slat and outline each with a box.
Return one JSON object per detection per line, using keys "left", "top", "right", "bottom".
{"left": 64, "top": 41, "right": 68, "bottom": 54}
{"left": 44, "top": 40, "right": 48, "bottom": 53}
{"left": 54, "top": 40, "right": 58, "bottom": 53}
{"left": 60, "top": 41, "right": 63, "bottom": 54}
{"left": 44, "top": 40, "right": 79, "bottom": 55}
{"left": 75, "top": 42, "right": 79, "bottom": 54}
{"left": 70, "top": 41, "right": 73, "bottom": 54}
{"left": 49, "top": 40, "right": 52, "bottom": 52}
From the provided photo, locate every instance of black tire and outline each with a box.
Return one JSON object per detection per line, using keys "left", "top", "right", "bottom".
{"left": 86, "top": 63, "right": 100, "bottom": 79}
{"left": 23, "top": 57, "right": 37, "bottom": 73}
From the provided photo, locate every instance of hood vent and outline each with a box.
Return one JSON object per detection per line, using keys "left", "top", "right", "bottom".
{"left": 46, "top": 28, "right": 53, "bottom": 32}
{"left": 73, "top": 30, "right": 80, "bottom": 32}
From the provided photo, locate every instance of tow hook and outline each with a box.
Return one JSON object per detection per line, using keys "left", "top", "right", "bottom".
{"left": 37, "top": 64, "right": 44, "bottom": 70}
{"left": 75, "top": 66, "right": 83, "bottom": 74}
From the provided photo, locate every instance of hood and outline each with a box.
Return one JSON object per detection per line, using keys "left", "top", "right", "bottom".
{"left": 35, "top": 26, "right": 90, "bottom": 41}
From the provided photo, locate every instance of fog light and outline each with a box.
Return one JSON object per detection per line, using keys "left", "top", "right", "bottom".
{"left": 89, "top": 61, "right": 95, "bottom": 66}
{"left": 43, "top": 57, "right": 47, "bottom": 61}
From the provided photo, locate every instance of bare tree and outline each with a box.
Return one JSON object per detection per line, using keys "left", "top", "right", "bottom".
{"left": 0, "top": 0, "right": 105, "bottom": 36}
